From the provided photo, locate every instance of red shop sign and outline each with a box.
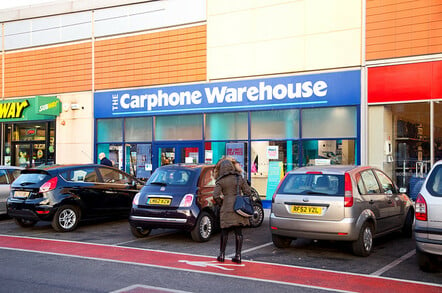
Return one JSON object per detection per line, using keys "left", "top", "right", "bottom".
{"left": 368, "top": 60, "right": 442, "bottom": 103}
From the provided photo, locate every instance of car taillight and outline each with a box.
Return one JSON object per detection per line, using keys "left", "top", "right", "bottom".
{"left": 415, "top": 193, "right": 427, "bottom": 221}
{"left": 39, "top": 177, "right": 58, "bottom": 193}
{"left": 272, "top": 173, "right": 289, "bottom": 203}
{"left": 179, "top": 194, "right": 194, "bottom": 207}
{"left": 132, "top": 193, "right": 141, "bottom": 206}
{"left": 344, "top": 172, "right": 353, "bottom": 207}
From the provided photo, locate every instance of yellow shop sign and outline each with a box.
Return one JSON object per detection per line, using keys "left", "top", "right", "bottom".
{"left": 0, "top": 100, "right": 30, "bottom": 119}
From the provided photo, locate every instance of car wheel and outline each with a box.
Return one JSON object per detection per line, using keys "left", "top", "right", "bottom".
{"left": 352, "top": 222, "right": 373, "bottom": 256}
{"left": 14, "top": 218, "right": 37, "bottom": 228}
{"left": 272, "top": 234, "right": 292, "bottom": 248}
{"left": 401, "top": 209, "right": 414, "bottom": 238}
{"left": 417, "top": 248, "right": 439, "bottom": 272}
{"left": 51, "top": 205, "right": 80, "bottom": 232}
{"left": 190, "top": 211, "right": 213, "bottom": 242}
{"left": 249, "top": 203, "right": 264, "bottom": 228}
{"left": 130, "top": 225, "right": 151, "bottom": 238}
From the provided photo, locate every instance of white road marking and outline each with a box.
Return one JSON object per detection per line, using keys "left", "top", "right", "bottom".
{"left": 226, "top": 241, "right": 273, "bottom": 257}
{"left": 370, "top": 249, "right": 416, "bottom": 276}
{"left": 110, "top": 284, "right": 192, "bottom": 293}
{"left": 113, "top": 231, "right": 177, "bottom": 246}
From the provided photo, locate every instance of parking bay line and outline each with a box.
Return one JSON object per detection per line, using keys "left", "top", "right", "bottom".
{"left": 370, "top": 249, "right": 416, "bottom": 276}
{"left": 0, "top": 235, "right": 440, "bottom": 293}
{"left": 226, "top": 241, "right": 273, "bottom": 258}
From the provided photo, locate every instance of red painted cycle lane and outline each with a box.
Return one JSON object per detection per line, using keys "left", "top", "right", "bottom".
{"left": 0, "top": 235, "right": 439, "bottom": 293}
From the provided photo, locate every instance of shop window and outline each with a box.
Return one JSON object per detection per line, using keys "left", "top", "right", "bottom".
{"left": 302, "top": 107, "right": 357, "bottom": 138}
{"left": 125, "top": 117, "right": 152, "bottom": 142}
{"left": 251, "top": 109, "right": 299, "bottom": 139}
{"left": 97, "top": 144, "right": 122, "bottom": 170}
{"left": 392, "top": 103, "right": 430, "bottom": 189}
{"left": 13, "top": 122, "right": 47, "bottom": 141}
{"left": 97, "top": 119, "right": 123, "bottom": 142}
{"left": 125, "top": 143, "right": 152, "bottom": 179}
{"left": 205, "top": 141, "right": 248, "bottom": 172}
{"left": 155, "top": 114, "right": 202, "bottom": 140}
{"left": 205, "top": 112, "right": 248, "bottom": 140}
{"left": 250, "top": 140, "right": 298, "bottom": 197}
{"left": 302, "top": 139, "right": 355, "bottom": 166}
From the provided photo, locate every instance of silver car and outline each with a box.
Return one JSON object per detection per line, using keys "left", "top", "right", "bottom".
{"left": 0, "top": 166, "right": 23, "bottom": 215}
{"left": 415, "top": 160, "right": 442, "bottom": 272}
{"left": 270, "top": 165, "right": 414, "bottom": 256}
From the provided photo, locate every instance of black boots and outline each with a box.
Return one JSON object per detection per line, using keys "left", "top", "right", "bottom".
{"left": 231, "top": 235, "right": 243, "bottom": 264}
{"left": 217, "top": 232, "right": 228, "bottom": 262}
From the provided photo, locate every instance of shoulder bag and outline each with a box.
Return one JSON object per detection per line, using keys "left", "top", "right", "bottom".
{"left": 234, "top": 175, "right": 254, "bottom": 218}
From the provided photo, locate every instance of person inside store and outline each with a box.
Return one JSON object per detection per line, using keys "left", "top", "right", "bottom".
{"left": 213, "top": 158, "right": 252, "bottom": 264}
{"left": 99, "top": 152, "right": 113, "bottom": 167}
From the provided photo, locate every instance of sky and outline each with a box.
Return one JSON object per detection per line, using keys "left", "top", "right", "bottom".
{"left": 0, "top": 0, "right": 58, "bottom": 10}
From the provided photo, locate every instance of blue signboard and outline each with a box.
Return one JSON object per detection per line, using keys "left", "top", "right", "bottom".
{"left": 94, "top": 70, "right": 360, "bottom": 118}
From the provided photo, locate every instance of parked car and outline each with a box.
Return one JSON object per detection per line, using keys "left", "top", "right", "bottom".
{"left": 129, "top": 164, "right": 264, "bottom": 242}
{"left": 270, "top": 165, "right": 414, "bottom": 256}
{"left": 0, "top": 166, "right": 23, "bottom": 215}
{"left": 7, "top": 164, "right": 143, "bottom": 232}
{"left": 415, "top": 160, "right": 442, "bottom": 272}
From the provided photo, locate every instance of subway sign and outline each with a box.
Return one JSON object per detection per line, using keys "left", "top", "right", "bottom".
{"left": 94, "top": 70, "right": 361, "bottom": 118}
{"left": 0, "top": 100, "right": 30, "bottom": 119}
{"left": 0, "top": 96, "right": 61, "bottom": 122}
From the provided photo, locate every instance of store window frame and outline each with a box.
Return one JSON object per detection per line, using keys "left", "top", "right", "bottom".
{"left": 2, "top": 120, "right": 56, "bottom": 167}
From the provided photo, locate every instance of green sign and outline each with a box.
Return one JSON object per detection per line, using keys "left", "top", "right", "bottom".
{"left": 36, "top": 96, "right": 61, "bottom": 116}
{"left": 0, "top": 96, "right": 60, "bottom": 122}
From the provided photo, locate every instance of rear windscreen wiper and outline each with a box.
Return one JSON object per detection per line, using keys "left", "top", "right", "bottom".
{"left": 19, "top": 182, "right": 35, "bottom": 186}
{"left": 149, "top": 181, "right": 167, "bottom": 186}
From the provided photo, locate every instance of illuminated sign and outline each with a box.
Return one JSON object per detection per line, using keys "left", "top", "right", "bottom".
{"left": 95, "top": 70, "right": 361, "bottom": 118}
{"left": 0, "top": 100, "right": 30, "bottom": 119}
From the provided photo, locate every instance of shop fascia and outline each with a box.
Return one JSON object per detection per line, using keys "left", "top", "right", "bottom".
{"left": 96, "top": 70, "right": 361, "bottom": 117}
{"left": 118, "top": 80, "right": 328, "bottom": 111}
{"left": 0, "top": 96, "right": 61, "bottom": 121}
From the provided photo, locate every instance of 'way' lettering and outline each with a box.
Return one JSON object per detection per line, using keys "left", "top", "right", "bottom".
{"left": 0, "top": 100, "right": 30, "bottom": 119}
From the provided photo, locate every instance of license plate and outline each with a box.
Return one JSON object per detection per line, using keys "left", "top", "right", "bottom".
{"left": 148, "top": 198, "right": 171, "bottom": 205}
{"left": 14, "top": 191, "right": 30, "bottom": 198}
{"left": 290, "top": 205, "right": 322, "bottom": 215}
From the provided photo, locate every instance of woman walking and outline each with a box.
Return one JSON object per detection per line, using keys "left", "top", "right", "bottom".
{"left": 213, "top": 159, "right": 252, "bottom": 264}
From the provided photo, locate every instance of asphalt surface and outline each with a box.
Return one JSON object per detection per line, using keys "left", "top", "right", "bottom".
{"left": 0, "top": 211, "right": 440, "bottom": 292}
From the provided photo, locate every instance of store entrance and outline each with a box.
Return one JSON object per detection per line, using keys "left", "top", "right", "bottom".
{"left": 12, "top": 142, "right": 50, "bottom": 168}
{"left": 153, "top": 142, "right": 203, "bottom": 170}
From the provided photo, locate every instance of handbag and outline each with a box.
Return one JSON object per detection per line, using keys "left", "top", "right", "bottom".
{"left": 234, "top": 176, "right": 254, "bottom": 218}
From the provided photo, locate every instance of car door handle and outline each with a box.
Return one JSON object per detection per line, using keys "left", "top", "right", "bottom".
{"left": 369, "top": 200, "right": 375, "bottom": 204}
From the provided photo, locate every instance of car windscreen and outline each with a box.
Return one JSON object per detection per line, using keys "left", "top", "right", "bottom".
{"left": 426, "top": 165, "right": 442, "bottom": 197}
{"left": 147, "top": 169, "right": 194, "bottom": 186}
{"left": 277, "top": 173, "right": 344, "bottom": 196}
{"left": 12, "top": 173, "right": 51, "bottom": 187}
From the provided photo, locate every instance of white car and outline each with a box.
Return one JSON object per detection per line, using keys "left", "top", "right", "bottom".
{"left": 0, "top": 166, "right": 23, "bottom": 215}
{"left": 415, "top": 160, "right": 442, "bottom": 272}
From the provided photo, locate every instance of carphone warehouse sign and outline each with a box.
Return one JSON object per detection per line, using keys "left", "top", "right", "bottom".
{"left": 94, "top": 70, "right": 360, "bottom": 118}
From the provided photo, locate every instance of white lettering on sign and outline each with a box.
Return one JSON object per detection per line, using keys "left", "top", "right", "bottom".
{"left": 114, "top": 80, "right": 328, "bottom": 112}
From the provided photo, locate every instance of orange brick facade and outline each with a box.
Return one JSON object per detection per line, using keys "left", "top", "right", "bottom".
{"left": 366, "top": 0, "right": 442, "bottom": 60}
{"left": 1, "top": 25, "right": 206, "bottom": 98}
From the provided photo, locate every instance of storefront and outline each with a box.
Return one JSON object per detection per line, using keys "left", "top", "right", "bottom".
{"left": 0, "top": 96, "right": 60, "bottom": 167}
{"left": 94, "top": 69, "right": 361, "bottom": 196}
{"left": 368, "top": 60, "right": 442, "bottom": 193}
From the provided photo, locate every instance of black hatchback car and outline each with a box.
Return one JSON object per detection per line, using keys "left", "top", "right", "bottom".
{"left": 7, "top": 164, "right": 144, "bottom": 232}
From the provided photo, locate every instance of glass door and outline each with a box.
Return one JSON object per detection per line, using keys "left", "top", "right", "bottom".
{"left": 153, "top": 142, "right": 203, "bottom": 171}
{"left": 14, "top": 144, "right": 31, "bottom": 167}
